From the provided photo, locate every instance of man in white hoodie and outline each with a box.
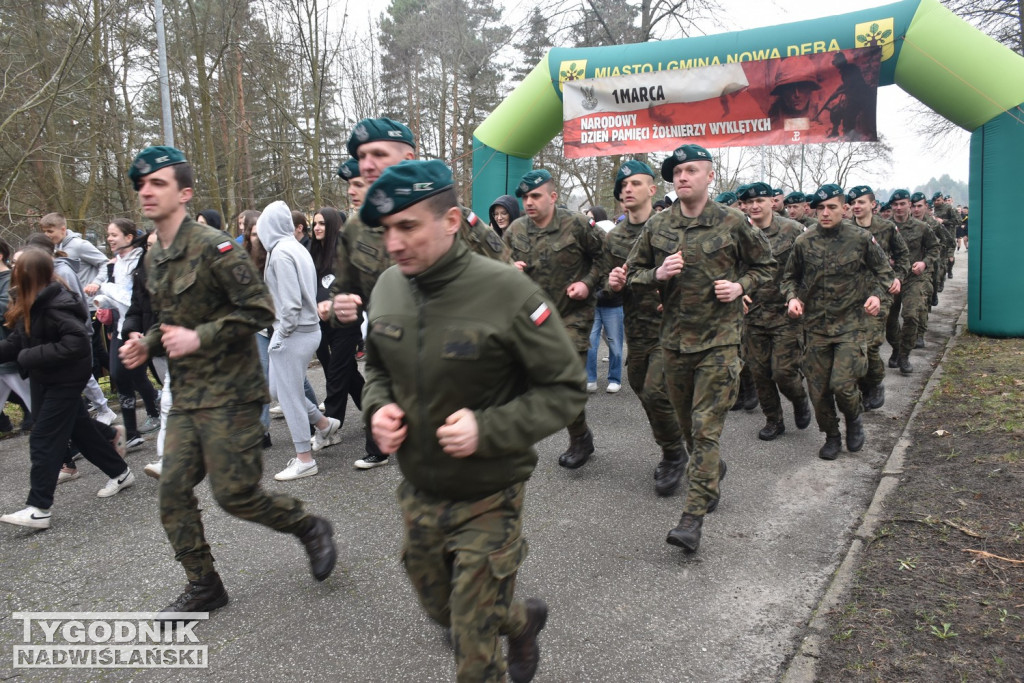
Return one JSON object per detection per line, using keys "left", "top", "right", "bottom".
{"left": 257, "top": 201, "right": 342, "bottom": 481}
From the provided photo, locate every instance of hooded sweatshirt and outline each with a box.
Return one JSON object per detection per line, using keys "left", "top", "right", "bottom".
{"left": 58, "top": 230, "right": 108, "bottom": 293}
{"left": 256, "top": 200, "right": 320, "bottom": 337}
{"left": 488, "top": 195, "right": 521, "bottom": 236}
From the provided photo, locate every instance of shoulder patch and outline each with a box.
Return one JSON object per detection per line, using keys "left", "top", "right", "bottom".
{"left": 232, "top": 264, "right": 253, "bottom": 286}
{"left": 467, "top": 211, "right": 479, "bottom": 226}
{"left": 588, "top": 218, "right": 596, "bottom": 228}
{"left": 485, "top": 230, "right": 503, "bottom": 254}
{"left": 530, "top": 302, "right": 550, "bottom": 326}
{"left": 217, "top": 241, "right": 233, "bottom": 253}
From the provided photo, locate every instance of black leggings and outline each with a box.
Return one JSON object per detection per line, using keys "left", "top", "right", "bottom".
{"left": 110, "top": 335, "right": 159, "bottom": 438}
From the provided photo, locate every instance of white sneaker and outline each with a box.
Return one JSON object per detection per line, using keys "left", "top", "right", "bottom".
{"left": 607, "top": 382, "right": 621, "bottom": 394}
{"left": 97, "top": 469, "right": 134, "bottom": 498}
{"left": 274, "top": 458, "right": 318, "bottom": 481}
{"left": 311, "top": 417, "right": 342, "bottom": 452}
{"left": 143, "top": 461, "right": 162, "bottom": 479}
{"left": 1, "top": 506, "right": 51, "bottom": 529}
{"left": 57, "top": 468, "right": 81, "bottom": 484}
{"left": 354, "top": 453, "right": 390, "bottom": 469}
{"left": 125, "top": 435, "right": 145, "bottom": 451}
{"left": 96, "top": 407, "right": 118, "bottom": 426}
{"left": 269, "top": 405, "right": 284, "bottom": 419}
{"left": 586, "top": 382, "right": 598, "bottom": 393}
{"left": 318, "top": 402, "right": 325, "bottom": 412}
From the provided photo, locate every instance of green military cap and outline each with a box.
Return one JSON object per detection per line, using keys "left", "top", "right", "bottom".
{"left": 879, "top": 202, "right": 891, "bottom": 211}
{"left": 337, "top": 158, "right": 360, "bottom": 180}
{"left": 910, "top": 191, "right": 928, "bottom": 203}
{"left": 129, "top": 146, "right": 187, "bottom": 190}
{"left": 889, "top": 189, "right": 911, "bottom": 202}
{"left": 737, "top": 182, "right": 772, "bottom": 201}
{"left": 931, "top": 191, "right": 943, "bottom": 201}
{"left": 771, "top": 187, "right": 784, "bottom": 197}
{"left": 846, "top": 185, "right": 874, "bottom": 202}
{"left": 515, "top": 169, "right": 553, "bottom": 198}
{"left": 613, "top": 160, "right": 654, "bottom": 200}
{"left": 660, "top": 144, "right": 713, "bottom": 181}
{"left": 808, "top": 183, "right": 846, "bottom": 208}
{"left": 783, "top": 191, "right": 805, "bottom": 205}
{"left": 714, "top": 191, "right": 738, "bottom": 206}
{"left": 360, "top": 159, "right": 453, "bottom": 227}
{"left": 346, "top": 117, "right": 415, "bottom": 157}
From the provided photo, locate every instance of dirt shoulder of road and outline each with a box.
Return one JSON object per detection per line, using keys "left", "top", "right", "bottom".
{"left": 813, "top": 330, "right": 1024, "bottom": 680}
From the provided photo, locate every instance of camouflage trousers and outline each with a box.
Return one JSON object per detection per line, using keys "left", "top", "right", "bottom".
{"left": 899, "top": 275, "right": 933, "bottom": 354}
{"left": 568, "top": 350, "right": 589, "bottom": 439}
{"left": 398, "top": 480, "right": 529, "bottom": 683}
{"left": 663, "top": 345, "right": 741, "bottom": 515}
{"left": 802, "top": 333, "right": 868, "bottom": 436}
{"left": 862, "top": 295, "right": 893, "bottom": 389}
{"left": 886, "top": 291, "right": 903, "bottom": 355}
{"left": 744, "top": 322, "right": 808, "bottom": 423}
{"left": 625, "top": 336, "right": 682, "bottom": 450}
{"left": 160, "top": 402, "right": 309, "bottom": 581}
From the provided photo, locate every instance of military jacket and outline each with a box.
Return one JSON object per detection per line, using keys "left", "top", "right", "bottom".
{"left": 856, "top": 214, "right": 910, "bottom": 281}
{"left": 798, "top": 215, "right": 817, "bottom": 229}
{"left": 780, "top": 221, "right": 894, "bottom": 338}
{"left": 924, "top": 214, "right": 955, "bottom": 251}
{"left": 893, "top": 216, "right": 940, "bottom": 278}
{"left": 604, "top": 217, "right": 661, "bottom": 342}
{"left": 626, "top": 200, "right": 776, "bottom": 353}
{"left": 362, "top": 240, "right": 586, "bottom": 502}
{"left": 144, "top": 218, "right": 274, "bottom": 409}
{"left": 746, "top": 215, "right": 805, "bottom": 329}
{"left": 503, "top": 207, "right": 607, "bottom": 348}
{"left": 934, "top": 203, "right": 961, "bottom": 231}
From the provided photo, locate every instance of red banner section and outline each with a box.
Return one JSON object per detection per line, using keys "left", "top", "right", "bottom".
{"left": 562, "top": 47, "right": 880, "bottom": 158}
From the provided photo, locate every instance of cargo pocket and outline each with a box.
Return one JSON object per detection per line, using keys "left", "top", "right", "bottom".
{"left": 487, "top": 537, "right": 528, "bottom": 580}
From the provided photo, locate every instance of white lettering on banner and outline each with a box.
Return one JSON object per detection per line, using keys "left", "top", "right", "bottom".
{"left": 652, "top": 123, "right": 707, "bottom": 139}
{"left": 580, "top": 130, "right": 610, "bottom": 144}
{"left": 611, "top": 128, "right": 651, "bottom": 142}
{"left": 580, "top": 114, "right": 638, "bottom": 131}
{"left": 707, "top": 118, "right": 773, "bottom": 135}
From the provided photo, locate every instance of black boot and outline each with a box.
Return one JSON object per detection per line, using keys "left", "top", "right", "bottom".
{"left": 888, "top": 351, "right": 899, "bottom": 369}
{"left": 706, "top": 460, "right": 726, "bottom": 513}
{"left": 931, "top": 292, "right": 939, "bottom": 306}
{"left": 937, "top": 281, "right": 944, "bottom": 293}
{"left": 846, "top": 415, "right": 865, "bottom": 452}
{"left": 947, "top": 265, "right": 954, "bottom": 278}
{"left": 654, "top": 442, "right": 688, "bottom": 497}
{"left": 158, "top": 572, "right": 229, "bottom": 622}
{"left": 558, "top": 428, "right": 594, "bottom": 469}
{"left": 758, "top": 419, "right": 785, "bottom": 441}
{"left": 508, "top": 598, "right": 548, "bottom": 683}
{"left": 863, "top": 384, "right": 885, "bottom": 411}
{"left": 741, "top": 371, "right": 759, "bottom": 411}
{"left": 819, "top": 434, "right": 842, "bottom": 460}
{"left": 915, "top": 336, "right": 925, "bottom": 349}
{"left": 0, "top": 412, "right": 12, "bottom": 433}
{"left": 298, "top": 516, "right": 337, "bottom": 582}
{"left": 666, "top": 513, "right": 703, "bottom": 553}
{"left": 898, "top": 354, "right": 913, "bottom": 375}
{"left": 793, "top": 396, "right": 812, "bottom": 430}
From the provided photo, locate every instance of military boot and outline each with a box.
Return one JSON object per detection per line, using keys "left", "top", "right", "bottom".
{"left": 947, "top": 264, "right": 954, "bottom": 278}
{"left": 558, "top": 428, "right": 594, "bottom": 469}
{"left": 931, "top": 291, "right": 939, "bottom": 306}
{"left": 666, "top": 513, "right": 703, "bottom": 553}
{"left": 888, "top": 350, "right": 899, "bottom": 369}
{"left": 758, "top": 419, "right": 785, "bottom": 441}
{"left": 792, "top": 396, "right": 812, "bottom": 429}
{"left": 916, "top": 336, "right": 925, "bottom": 349}
{"left": 654, "top": 442, "right": 688, "bottom": 497}
{"left": 819, "top": 434, "right": 842, "bottom": 460}
{"left": 508, "top": 598, "right": 548, "bottom": 683}
{"left": 898, "top": 353, "right": 913, "bottom": 375}
{"left": 846, "top": 415, "right": 865, "bottom": 452}
{"left": 298, "top": 516, "right": 337, "bottom": 582}
{"left": 158, "top": 572, "right": 229, "bottom": 623}
{"left": 730, "top": 367, "right": 757, "bottom": 411}
{"left": 863, "top": 384, "right": 885, "bottom": 411}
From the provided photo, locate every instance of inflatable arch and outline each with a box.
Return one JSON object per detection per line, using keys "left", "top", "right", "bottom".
{"left": 471, "top": 0, "right": 1024, "bottom": 336}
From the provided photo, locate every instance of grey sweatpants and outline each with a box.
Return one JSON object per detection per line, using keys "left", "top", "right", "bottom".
{"left": 268, "top": 327, "right": 324, "bottom": 454}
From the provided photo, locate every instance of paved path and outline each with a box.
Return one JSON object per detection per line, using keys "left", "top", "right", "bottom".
{"left": 0, "top": 258, "right": 967, "bottom": 681}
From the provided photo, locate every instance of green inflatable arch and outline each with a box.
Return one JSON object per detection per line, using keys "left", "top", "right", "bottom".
{"left": 472, "top": 0, "right": 1024, "bottom": 336}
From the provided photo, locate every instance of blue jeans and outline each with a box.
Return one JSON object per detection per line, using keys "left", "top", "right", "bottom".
{"left": 586, "top": 305, "right": 624, "bottom": 384}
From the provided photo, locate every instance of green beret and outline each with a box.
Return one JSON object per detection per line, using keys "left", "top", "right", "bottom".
{"left": 846, "top": 185, "right": 874, "bottom": 202}
{"left": 931, "top": 191, "right": 943, "bottom": 201}
{"left": 660, "top": 144, "right": 713, "bottom": 181}
{"left": 737, "top": 182, "right": 772, "bottom": 201}
{"left": 346, "top": 118, "right": 415, "bottom": 157}
{"left": 910, "top": 191, "right": 927, "bottom": 203}
{"left": 808, "top": 183, "right": 846, "bottom": 208}
{"left": 129, "top": 146, "right": 187, "bottom": 190}
{"left": 515, "top": 169, "right": 553, "bottom": 198}
{"left": 614, "top": 160, "right": 654, "bottom": 200}
{"left": 337, "top": 158, "right": 360, "bottom": 181}
{"left": 783, "top": 191, "right": 805, "bottom": 205}
{"left": 714, "top": 191, "right": 738, "bottom": 206}
{"left": 889, "top": 189, "right": 911, "bottom": 202}
{"left": 879, "top": 202, "right": 891, "bottom": 211}
{"left": 771, "top": 187, "right": 784, "bottom": 197}
{"left": 359, "top": 160, "right": 453, "bottom": 227}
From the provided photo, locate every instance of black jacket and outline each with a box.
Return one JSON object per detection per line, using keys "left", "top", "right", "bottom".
{"left": 0, "top": 282, "right": 92, "bottom": 388}
{"left": 122, "top": 254, "right": 156, "bottom": 337}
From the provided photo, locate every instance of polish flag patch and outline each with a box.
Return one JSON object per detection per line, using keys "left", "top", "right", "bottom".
{"left": 530, "top": 303, "right": 550, "bottom": 326}
{"left": 467, "top": 211, "right": 479, "bottom": 226}
{"left": 217, "top": 241, "right": 233, "bottom": 253}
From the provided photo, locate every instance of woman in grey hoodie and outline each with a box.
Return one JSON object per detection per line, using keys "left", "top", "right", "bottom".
{"left": 256, "top": 201, "right": 341, "bottom": 481}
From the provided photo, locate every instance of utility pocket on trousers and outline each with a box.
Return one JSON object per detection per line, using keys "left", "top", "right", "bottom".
{"left": 487, "top": 537, "right": 528, "bottom": 580}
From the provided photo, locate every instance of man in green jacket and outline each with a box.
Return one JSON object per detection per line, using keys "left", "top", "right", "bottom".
{"left": 361, "top": 160, "right": 586, "bottom": 683}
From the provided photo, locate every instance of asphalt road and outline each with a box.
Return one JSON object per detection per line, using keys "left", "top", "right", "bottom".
{"left": 0, "top": 258, "right": 967, "bottom": 682}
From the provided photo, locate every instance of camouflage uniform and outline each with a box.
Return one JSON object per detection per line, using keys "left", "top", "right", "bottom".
{"left": 780, "top": 221, "right": 894, "bottom": 436}
{"left": 362, "top": 240, "right": 586, "bottom": 683}
{"left": 503, "top": 207, "right": 607, "bottom": 440}
{"left": 934, "top": 202, "right": 960, "bottom": 276}
{"left": 627, "top": 201, "right": 775, "bottom": 514}
{"left": 143, "top": 218, "right": 310, "bottom": 581}
{"left": 604, "top": 218, "right": 681, "bottom": 452}
{"left": 924, "top": 213, "right": 953, "bottom": 298}
{"left": 856, "top": 215, "right": 910, "bottom": 390}
{"left": 744, "top": 215, "right": 809, "bottom": 424}
{"left": 892, "top": 216, "right": 939, "bottom": 358}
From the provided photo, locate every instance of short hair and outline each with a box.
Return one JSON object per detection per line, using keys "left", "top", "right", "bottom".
{"left": 291, "top": 210, "right": 308, "bottom": 232}
{"left": 173, "top": 163, "right": 194, "bottom": 190}
{"left": 39, "top": 213, "right": 66, "bottom": 230}
{"left": 25, "top": 233, "right": 56, "bottom": 254}
{"left": 422, "top": 188, "right": 459, "bottom": 219}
